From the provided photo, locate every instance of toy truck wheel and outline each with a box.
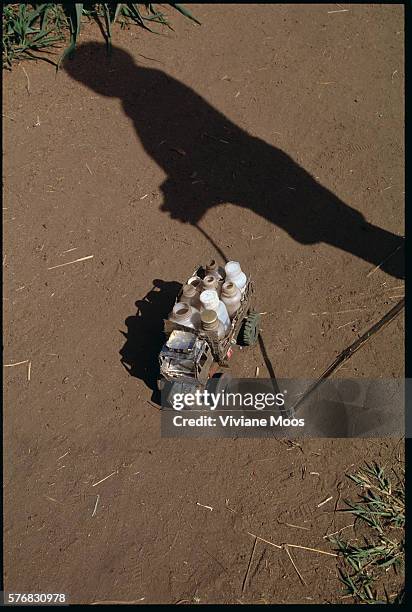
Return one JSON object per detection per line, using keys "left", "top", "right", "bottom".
{"left": 239, "top": 312, "right": 261, "bottom": 346}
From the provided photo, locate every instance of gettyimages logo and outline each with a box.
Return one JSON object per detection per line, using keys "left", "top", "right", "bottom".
{"left": 171, "top": 388, "right": 287, "bottom": 411}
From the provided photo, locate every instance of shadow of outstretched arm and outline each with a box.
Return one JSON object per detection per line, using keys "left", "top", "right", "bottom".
{"left": 65, "top": 42, "right": 404, "bottom": 280}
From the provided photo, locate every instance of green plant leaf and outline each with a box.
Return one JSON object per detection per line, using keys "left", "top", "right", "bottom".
{"left": 171, "top": 4, "right": 201, "bottom": 25}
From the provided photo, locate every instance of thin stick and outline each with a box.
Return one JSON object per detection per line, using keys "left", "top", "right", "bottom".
{"left": 317, "top": 495, "right": 333, "bottom": 508}
{"left": 323, "top": 524, "right": 354, "bottom": 539}
{"left": 337, "top": 320, "right": 356, "bottom": 329}
{"left": 289, "top": 298, "right": 404, "bottom": 414}
{"left": 22, "top": 66, "right": 30, "bottom": 95}
{"left": 286, "top": 543, "right": 337, "bottom": 557}
{"left": 27, "top": 361, "right": 32, "bottom": 381}
{"left": 48, "top": 255, "right": 94, "bottom": 270}
{"left": 312, "top": 307, "right": 366, "bottom": 316}
{"left": 242, "top": 536, "right": 257, "bottom": 593}
{"left": 284, "top": 523, "right": 310, "bottom": 531}
{"left": 92, "top": 470, "right": 117, "bottom": 487}
{"left": 91, "top": 599, "right": 145, "bottom": 605}
{"left": 138, "top": 53, "right": 164, "bottom": 63}
{"left": 247, "top": 532, "right": 282, "bottom": 549}
{"left": 196, "top": 502, "right": 213, "bottom": 511}
{"left": 386, "top": 285, "right": 404, "bottom": 291}
{"left": 45, "top": 496, "right": 59, "bottom": 503}
{"left": 194, "top": 223, "right": 229, "bottom": 263}
{"left": 61, "top": 248, "right": 78, "bottom": 254}
{"left": 4, "top": 360, "right": 29, "bottom": 367}
{"left": 92, "top": 494, "right": 100, "bottom": 517}
{"left": 367, "top": 244, "right": 403, "bottom": 277}
{"left": 246, "top": 532, "right": 337, "bottom": 556}
{"left": 284, "top": 545, "right": 306, "bottom": 585}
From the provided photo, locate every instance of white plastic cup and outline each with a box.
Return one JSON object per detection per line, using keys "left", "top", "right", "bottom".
{"left": 169, "top": 302, "right": 200, "bottom": 329}
{"left": 200, "top": 289, "right": 230, "bottom": 332}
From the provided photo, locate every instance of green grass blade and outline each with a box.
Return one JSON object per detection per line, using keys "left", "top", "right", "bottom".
{"left": 171, "top": 4, "right": 201, "bottom": 25}
{"left": 103, "top": 3, "right": 112, "bottom": 51}
{"left": 113, "top": 3, "right": 123, "bottom": 23}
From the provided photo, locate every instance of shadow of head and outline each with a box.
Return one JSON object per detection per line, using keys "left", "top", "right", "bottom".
{"left": 63, "top": 41, "right": 206, "bottom": 226}
{"left": 63, "top": 41, "right": 142, "bottom": 98}
{"left": 119, "top": 278, "right": 182, "bottom": 395}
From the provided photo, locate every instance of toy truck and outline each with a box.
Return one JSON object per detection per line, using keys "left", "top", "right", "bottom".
{"left": 157, "top": 263, "right": 260, "bottom": 404}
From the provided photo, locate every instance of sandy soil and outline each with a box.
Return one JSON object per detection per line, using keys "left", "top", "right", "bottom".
{"left": 3, "top": 3, "right": 404, "bottom": 604}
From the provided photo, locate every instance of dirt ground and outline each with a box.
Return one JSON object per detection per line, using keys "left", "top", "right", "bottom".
{"left": 3, "top": 3, "right": 404, "bottom": 604}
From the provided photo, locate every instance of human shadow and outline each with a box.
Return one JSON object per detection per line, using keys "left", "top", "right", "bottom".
{"left": 65, "top": 42, "right": 404, "bottom": 279}
{"left": 120, "top": 279, "right": 182, "bottom": 398}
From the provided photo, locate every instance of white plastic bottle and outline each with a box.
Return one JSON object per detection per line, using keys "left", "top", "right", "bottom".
{"left": 205, "top": 259, "right": 225, "bottom": 281}
{"left": 202, "top": 274, "right": 220, "bottom": 294}
{"left": 187, "top": 276, "right": 203, "bottom": 293}
{"left": 201, "top": 309, "right": 225, "bottom": 339}
{"left": 221, "top": 281, "right": 242, "bottom": 319}
{"left": 169, "top": 302, "right": 201, "bottom": 329}
{"left": 199, "top": 289, "right": 231, "bottom": 332}
{"left": 225, "top": 261, "right": 247, "bottom": 293}
{"left": 181, "top": 284, "right": 201, "bottom": 310}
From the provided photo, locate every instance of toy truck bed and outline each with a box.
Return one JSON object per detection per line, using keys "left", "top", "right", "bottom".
{"left": 163, "top": 265, "right": 255, "bottom": 366}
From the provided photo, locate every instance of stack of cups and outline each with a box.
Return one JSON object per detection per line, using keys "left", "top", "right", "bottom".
{"left": 220, "top": 281, "right": 242, "bottom": 319}
{"left": 199, "top": 289, "right": 231, "bottom": 333}
{"left": 169, "top": 302, "right": 201, "bottom": 329}
{"left": 200, "top": 309, "right": 225, "bottom": 339}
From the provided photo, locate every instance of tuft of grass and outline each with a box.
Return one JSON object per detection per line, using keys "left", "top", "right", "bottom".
{"left": 2, "top": 4, "right": 67, "bottom": 69}
{"left": 328, "top": 462, "right": 404, "bottom": 604}
{"left": 2, "top": 3, "right": 200, "bottom": 70}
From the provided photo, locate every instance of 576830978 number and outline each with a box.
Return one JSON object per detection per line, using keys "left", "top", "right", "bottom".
{"left": 3, "top": 593, "right": 67, "bottom": 605}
